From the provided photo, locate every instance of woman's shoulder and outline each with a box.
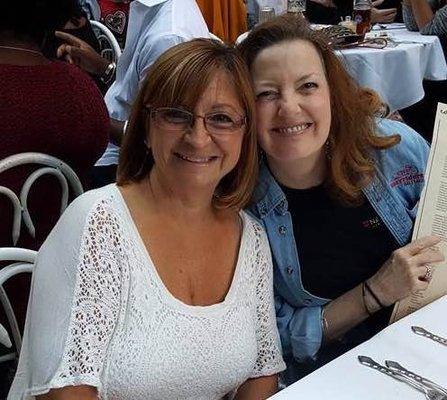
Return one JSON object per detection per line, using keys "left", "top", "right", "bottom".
{"left": 375, "top": 118, "right": 429, "bottom": 159}
{"left": 241, "top": 209, "right": 264, "bottom": 231}
{"left": 48, "top": 184, "right": 125, "bottom": 239}
{"left": 372, "top": 119, "right": 429, "bottom": 196}
{"left": 240, "top": 210, "right": 270, "bottom": 248}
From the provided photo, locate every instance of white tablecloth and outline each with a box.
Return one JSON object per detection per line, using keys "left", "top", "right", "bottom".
{"left": 337, "top": 29, "right": 447, "bottom": 111}
{"left": 236, "top": 28, "right": 447, "bottom": 112}
{"left": 269, "top": 295, "right": 447, "bottom": 400}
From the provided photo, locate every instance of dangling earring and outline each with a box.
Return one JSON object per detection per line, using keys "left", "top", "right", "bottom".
{"left": 324, "top": 136, "right": 333, "bottom": 160}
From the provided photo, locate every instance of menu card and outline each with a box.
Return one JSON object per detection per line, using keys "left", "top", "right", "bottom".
{"left": 390, "top": 103, "right": 447, "bottom": 323}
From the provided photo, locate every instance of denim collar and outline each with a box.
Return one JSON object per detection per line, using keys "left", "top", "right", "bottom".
{"left": 252, "top": 162, "right": 289, "bottom": 218}
{"left": 253, "top": 157, "right": 411, "bottom": 247}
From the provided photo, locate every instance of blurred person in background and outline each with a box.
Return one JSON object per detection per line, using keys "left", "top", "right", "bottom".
{"left": 0, "top": 0, "right": 109, "bottom": 394}
{"left": 57, "top": 0, "right": 209, "bottom": 188}
{"left": 399, "top": 0, "right": 447, "bottom": 142}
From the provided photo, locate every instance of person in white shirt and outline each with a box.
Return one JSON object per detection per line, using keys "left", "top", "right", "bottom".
{"left": 96, "top": 0, "right": 209, "bottom": 184}
{"left": 57, "top": 0, "right": 209, "bottom": 186}
{"left": 79, "top": 0, "right": 101, "bottom": 20}
{"left": 8, "top": 38, "right": 285, "bottom": 400}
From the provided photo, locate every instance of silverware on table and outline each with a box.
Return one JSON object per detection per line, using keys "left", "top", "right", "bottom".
{"left": 358, "top": 356, "right": 447, "bottom": 400}
{"left": 412, "top": 326, "right": 447, "bottom": 347}
{"left": 385, "top": 360, "right": 447, "bottom": 396}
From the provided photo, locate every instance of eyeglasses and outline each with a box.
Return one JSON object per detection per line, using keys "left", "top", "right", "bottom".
{"left": 147, "top": 106, "right": 246, "bottom": 135}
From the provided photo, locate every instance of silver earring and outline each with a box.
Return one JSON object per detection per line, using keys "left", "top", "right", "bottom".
{"left": 324, "top": 138, "right": 332, "bottom": 160}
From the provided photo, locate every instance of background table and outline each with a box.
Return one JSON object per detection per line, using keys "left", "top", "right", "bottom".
{"left": 236, "top": 28, "right": 447, "bottom": 112}
{"left": 269, "top": 295, "right": 447, "bottom": 400}
{"left": 337, "top": 29, "right": 447, "bottom": 111}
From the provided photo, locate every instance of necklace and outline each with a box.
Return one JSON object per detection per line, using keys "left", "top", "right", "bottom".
{"left": 0, "top": 45, "right": 43, "bottom": 56}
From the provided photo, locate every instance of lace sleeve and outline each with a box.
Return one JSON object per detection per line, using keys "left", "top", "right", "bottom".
{"left": 250, "top": 222, "right": 286, "bottom": 378}
{"left": 49, "top": 200, "right": 124, "bottom": 388}
{"left": 11, "top": 194, "right": 127, "bottom": 398}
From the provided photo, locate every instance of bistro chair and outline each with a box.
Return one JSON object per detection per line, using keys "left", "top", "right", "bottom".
{"left": 90, "top": 20, "right": 122, "bottom": 63}
{"left": 0, "top": 152, "right": 83, "bottom": 246}
{"left": 0, "top": 248, "right": 36, "bottom": 363}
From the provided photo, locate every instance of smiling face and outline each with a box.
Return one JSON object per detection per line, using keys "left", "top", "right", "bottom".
{"left": 252, "top": 39, "right": 331, "bottom": 168}
{"left": 147, "top": 69, "right": 245, "bottom": 194}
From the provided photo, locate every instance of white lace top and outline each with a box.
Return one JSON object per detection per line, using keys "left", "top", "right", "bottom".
{"left": 8, "top": 184, "right": 285, "bottom": 400}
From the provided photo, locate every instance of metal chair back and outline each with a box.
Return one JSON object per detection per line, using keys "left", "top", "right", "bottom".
{"left": 90, "top": 20, "right": 122, "bottom": 63}
{"left": 0, "top": 152, "right": 83, "bottom": 245}
{"left": 0, "top": 248, "right": 36, "bottom": 363}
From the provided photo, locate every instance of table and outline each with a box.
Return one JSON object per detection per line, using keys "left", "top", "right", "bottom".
{"left": 337, "top": 28, "right": 447, "bottom": 111}
{"left": 269, "top": 295, "right": 447, "bottom": 400}
{"left": 236, "top": 27, "right": 447, "bottom": 112}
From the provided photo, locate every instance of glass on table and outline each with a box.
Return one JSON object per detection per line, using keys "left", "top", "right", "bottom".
{"left": 287, "top": 0, "right": 306, "bottom": 18}
{"left": 353, "top": 0, "right": 372, "bottom": 36}
{"left": 258, "top": 7, "right": 276, "bottom": 24}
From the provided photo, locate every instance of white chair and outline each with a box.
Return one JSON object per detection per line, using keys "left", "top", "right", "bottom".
{"left": 208, "top": 32, "right": 224, "bottom": 43}
{"left": 90, "top": 20, "right": 122, "bottom": 63}
{"left": 0, "top": 248, "right": 36, "bottom": 363}
{"left": 0, "top": 152, "right": 83, "bottom": 245}
{"left": 235, "top": 31, "right": 249, "bottom": 45}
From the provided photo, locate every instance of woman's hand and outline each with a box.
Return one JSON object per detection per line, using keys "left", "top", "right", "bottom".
{"left": 368, "top": 235, "right": 445, "bottom": 306}
{"left": 372, "top": 0, "right": 398, "bottom": 23}
{"left": 55, "top": 31, "right": 110, "bottom": 76}
{"left": 37, "top": 385, "right": 97, "bottom": 400}
{"left": 308, "top": 0, "right": 336, "bottom": 8}
{"left": 233, "top": 375, "right": 278, "bottom": 400}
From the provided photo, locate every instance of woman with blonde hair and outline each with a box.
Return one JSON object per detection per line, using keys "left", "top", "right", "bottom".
{"left": 8, "top": 38, "right": 285, "bottom": 400}
{"left": 238, "top": 14, "right": 444, "bottom": 383}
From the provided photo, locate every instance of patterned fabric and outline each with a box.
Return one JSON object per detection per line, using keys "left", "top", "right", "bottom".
{"left": 8, "top": 184, "right": 285, "bottom": 400}
{"left": 0, "top": 61, "right": 109, "bottom": 249}
{"left": 98, "top": 0, "right": 130, "bottom": 48}
{"left": 403, "top": 0, "right": 447, "bottom": 37}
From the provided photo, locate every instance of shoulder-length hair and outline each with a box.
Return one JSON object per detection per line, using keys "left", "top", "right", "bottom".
{"left": 117, "top": 38, "right": 258, "bottom": 210}
{"left": 238, "top": 14, "right": 400, "bottom": 205}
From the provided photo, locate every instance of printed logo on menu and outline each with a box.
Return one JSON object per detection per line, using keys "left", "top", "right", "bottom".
{"left": 390, "top": 164, "right": 424, "bottom": 188}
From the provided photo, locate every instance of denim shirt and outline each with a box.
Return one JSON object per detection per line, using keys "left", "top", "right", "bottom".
{"left": 248, "top": 119, "right": 429, "bottom": 374}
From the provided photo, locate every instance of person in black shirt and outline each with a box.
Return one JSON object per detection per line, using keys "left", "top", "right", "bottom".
{"left": 238, "top": 14, "right": 445, "bottom": 383}
{"left": 306, "top": 0, "right": 400, "bottom": 24}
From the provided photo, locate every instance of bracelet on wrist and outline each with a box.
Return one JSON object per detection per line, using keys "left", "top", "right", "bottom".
{"left": 361, "top": 282, "right": 374, "bottom": 316}
{"left": 364, "top": 280, "right": 385, "bottom": 309}
{"left": 100, "top": 61, "right": 116, "bottom": 85}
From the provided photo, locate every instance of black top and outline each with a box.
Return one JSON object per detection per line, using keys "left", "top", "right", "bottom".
{"left": 280, "top": 182, "right": 399, "bottom": 364}
{"left": 306, "top": 0, "right": 403, "bottom": 25}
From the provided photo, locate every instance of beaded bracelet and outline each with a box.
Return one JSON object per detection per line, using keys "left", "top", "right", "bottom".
{"left": 361, "top": 282, "right": 374, "bottom": 316}
{"left": 364, "top": 280, "right": 385, "bottom": 309}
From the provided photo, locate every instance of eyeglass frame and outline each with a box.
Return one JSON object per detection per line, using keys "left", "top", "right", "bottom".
{"left": 144, "top": 105, "right": 247, "bottom": 135}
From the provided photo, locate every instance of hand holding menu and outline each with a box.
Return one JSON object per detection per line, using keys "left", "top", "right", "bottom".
{"left": 390, "top": 103, "right": 447, "bottom": 323}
